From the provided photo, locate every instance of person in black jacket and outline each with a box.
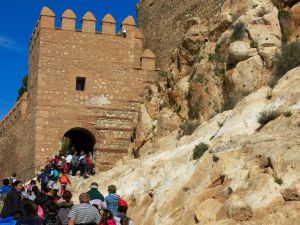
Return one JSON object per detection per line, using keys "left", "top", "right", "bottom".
{"left": 0, "top": 180, "right": 23, "bottom": 218}
{"left": 34, "top": 187, "right": 55, "bottom": 217}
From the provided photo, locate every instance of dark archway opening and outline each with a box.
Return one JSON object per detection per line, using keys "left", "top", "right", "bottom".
{"left": 62, "top": 128, "right": 95, "bottom": 155}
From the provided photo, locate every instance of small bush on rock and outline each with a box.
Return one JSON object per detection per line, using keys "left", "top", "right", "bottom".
{"left": 274, "top": 177, "right": 283, "bottom": 185}
{"left": 231, "top": 22, "right": 246, "bottom": 41}
{"left": 178, "top": 120, "right": 198, "bottom": 138}
{"left": 193, "top": 142, "right": 209, "bottom": 160}
{"left": 272, "top": 42, "right": 300, "bottom": 86}
{"left": 208, "top": 53, "right": 224, "bottom": 63}
{"left": 250, "top": 40, "right": 258, "bottom": 48}
{"left": 283, "top": 110, "right": 292, "bottom": 117}
{"left": 159, "top": 71, "right": 168, "bottom": 78}
{"left": 257, "top": 109, "right": 280, "bottom": 126}
{"left": 214, "top": 67, "right": 225, "bottom": 76}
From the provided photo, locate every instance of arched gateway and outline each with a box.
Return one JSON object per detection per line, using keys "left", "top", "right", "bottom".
{"left": 62, "top": 128, "right": 96, "bottom": 154}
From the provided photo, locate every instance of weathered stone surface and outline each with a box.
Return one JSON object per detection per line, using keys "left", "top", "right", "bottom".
{"left": 289, "top": 3, "right": 300, "bottom": 42}
{"left": 156, "top": 108, "right": 181, "bottom": 137}
{"left": 228, "top": 55, "right": 270, "bottom": 101}
{"left": 134, "top": 105, "right": 153, "bottom": 149}
{"left": 218, "top": 195, "right": 253, "bottom": 221}
{"left": 228, "top": 41, "right": 257, "bottom": 63}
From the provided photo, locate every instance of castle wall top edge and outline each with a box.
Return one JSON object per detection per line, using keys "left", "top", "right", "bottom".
{"left": 0, "top": 93, "right": 28, "bottom": 127}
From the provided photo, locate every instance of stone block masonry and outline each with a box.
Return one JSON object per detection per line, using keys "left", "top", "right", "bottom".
{"left": 0, "top": 7, "right": 157, "bottom": 180}
{"left": 137, "top": 0, "right": 226, "bottom": 69}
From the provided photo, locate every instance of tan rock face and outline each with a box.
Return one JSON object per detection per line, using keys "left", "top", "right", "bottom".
{"left": 289, "top": 3, "right": 300, "bottom": 42}
{"left": 228, "top": 41, "right": 258, "bottom": 63}
{"left": 226, "top": 55, "right": 270, "bottom": 103}
{"left": 156, "top": 108, "right": 181, "bottom": 137}
{"left": 134, "top": 105, "right": 153, "bottom": 150}
{"left": 70, "top": 68, "right": 300, "bottom": 225}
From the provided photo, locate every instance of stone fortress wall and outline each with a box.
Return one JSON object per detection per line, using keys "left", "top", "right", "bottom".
{"left": 0, "top": 7, "right": 157, "bottom": 180}
{"left": 137, "top": 0, "right": 226, "bottom": 68}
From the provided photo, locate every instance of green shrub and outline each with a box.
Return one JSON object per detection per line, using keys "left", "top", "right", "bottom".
{"left": 250, "top": 40, "right": 258, "bottom": 48}
{"left": 214, "top": 67, "right": 225, "bottom": 76}
{"left": 131, "top": 127, "right": 137, "bottom": 142}
{"left": 273, "top": 42, "right": 300, "bottom": 86}
{"left": 274, "top": 177, "right": 283, "bottom": 185}
{"left": 159, "top": 71, "right": 168, "bottom": 78}
{"left": 217, "top": 121, "right": 224, "bottom": 128}
{"left": 283, "top": 110, "right": 292, "bottom": 117}
{"left": 178, "top": 120, "right": 198, "bottom": 138}
{"left": 257, "top": 109, "right": 280, "bottom": 126}
{"left": 215, "top": 43, "right": 222, "bottom": 52}
{"left": 231, "top": 22, "right": 246, "bottom": 41}
{"left": 17, "top": 74, "right": 28, "bottom": 101}
{"left": 208, "top": 53, "right": 224, "bottom": 63}
{"left": 193, "top": 142, "right": 209, "bottom": 160}
{"left": 278, "top": 10, "right": 290, "bottom": 19}
{"left": 282, "top": 29, "right": 290, "bottom": 43}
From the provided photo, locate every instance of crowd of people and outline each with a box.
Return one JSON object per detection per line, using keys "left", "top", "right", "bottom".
{"left": 48, "top": 151, "right": 95, "bottom": 179}
{"left": 0, "top": 153, "right": 134, "bottom": 225}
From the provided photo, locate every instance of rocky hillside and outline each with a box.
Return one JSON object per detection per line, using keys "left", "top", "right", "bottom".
{"left": 72, "top": 66, "right": 300, "bottom": 225}
{"left": 132, "top": 0, "right": 300, "bottom": 154}
{"left": 69, "top": 1, "right": 300, "bottom": 224}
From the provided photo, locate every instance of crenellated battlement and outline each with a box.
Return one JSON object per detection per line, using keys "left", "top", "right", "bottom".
{"left": 30, "top": 7, "right": 139, "bottom": 48}
{"left": 29, "top": 7, "right": 155, "bottom": 70}
{"left": 0, "top": 93, "right": 27, "bottom": 135}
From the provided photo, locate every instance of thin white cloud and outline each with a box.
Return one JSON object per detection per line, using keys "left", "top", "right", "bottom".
{"left": 0, "top": 36, "right": 22, "bottom": 51}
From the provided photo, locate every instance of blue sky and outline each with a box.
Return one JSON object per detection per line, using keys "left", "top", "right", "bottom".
{"left": 0, "top": 0, "right": 139, "bottom": 120}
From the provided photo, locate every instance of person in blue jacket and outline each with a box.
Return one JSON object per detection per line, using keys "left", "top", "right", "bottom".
{"left": 0, "top": 179, "right": 11, "bottom": 199}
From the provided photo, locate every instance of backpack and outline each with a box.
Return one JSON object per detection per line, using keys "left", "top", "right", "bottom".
{"left": 53, "top": 170, "right": 59, "bottom": 179}
{"left": 102, "top": 219, "right": 116, "bottom": 225}
{"left": 37, "top": 205, "right": 45, "bottom": 220}
{"left": 80, "top": 157, "right": 87, "bottom": 165}
{"left": 118, "top": 197, "right": 128, "bottom": 208}
{"left": 60, "top": 176, "right": 68, "bottom": 184}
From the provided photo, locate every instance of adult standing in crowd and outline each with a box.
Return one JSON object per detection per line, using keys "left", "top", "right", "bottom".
{"left": 0, "top": 180, "right": 23, "bottom": 218}
{"left": 68, "top": 193, "right": 101, "bottom": 225}
{"left": 87, "top": 182, "right": 105, "bottom": 209}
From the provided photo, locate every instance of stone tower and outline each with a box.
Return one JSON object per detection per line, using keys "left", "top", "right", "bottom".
{"left": 0, "top": 7, "right": 156, "bottom": 180}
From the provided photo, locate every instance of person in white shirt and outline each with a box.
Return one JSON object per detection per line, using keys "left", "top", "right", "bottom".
{"left": 66, "top": 153, "right": 73, "bottom": 174}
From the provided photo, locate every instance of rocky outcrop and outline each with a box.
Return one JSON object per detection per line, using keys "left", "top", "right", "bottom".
{"left": 70, "top": 67, "right": 300, "bottom": 225}
{"left": 145, "top": 0, "right": 288, "bottom": 136}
